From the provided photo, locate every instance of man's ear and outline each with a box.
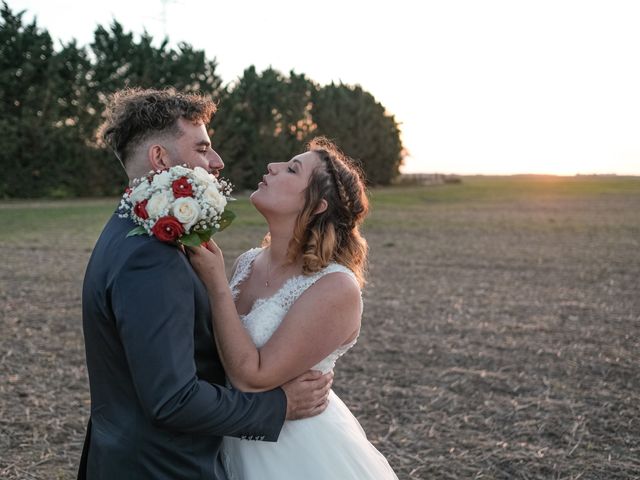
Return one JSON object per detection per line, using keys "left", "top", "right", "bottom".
{"left": 148, "top": 144, "right": 170, "bottom": 171}
{"left": 314, "top": 198, "right": 328, "bottom": 215}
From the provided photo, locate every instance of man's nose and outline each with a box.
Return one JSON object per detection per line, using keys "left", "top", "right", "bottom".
{"left": 208, "top": 149, "right": 224, "bottom": 171}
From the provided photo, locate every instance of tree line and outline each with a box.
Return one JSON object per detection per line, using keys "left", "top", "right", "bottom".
{"left": 0, "top": 2, "right": 404, "bottom": 198}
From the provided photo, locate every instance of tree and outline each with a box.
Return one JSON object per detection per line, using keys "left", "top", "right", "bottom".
{"left": 311, "top": 83, "right": 403, "bottom": 185}
{"left": 0, "top": 2, "right": 404, "bottom": 197}
{"left": 0, "top": 3, "right": 128, "bottom": 197}
{"left": 0, "top": 2, "right": 64, "bottom": 196}
{"left": 88, "top": 21, "right": 222, "bottom": 97}
{"left": 211, "top": 66, "right": 316, "bottom": 189}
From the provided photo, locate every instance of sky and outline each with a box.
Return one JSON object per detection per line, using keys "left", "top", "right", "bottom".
{"left": 12, "top": 0, "right": 640, "bottom": 175}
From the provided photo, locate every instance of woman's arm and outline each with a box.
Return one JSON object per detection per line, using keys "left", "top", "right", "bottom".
{"left": 188, "top": 241, "right": 361, "bottom": 392}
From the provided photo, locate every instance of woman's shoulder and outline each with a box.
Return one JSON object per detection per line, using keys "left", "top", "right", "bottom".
{"left": 299, "top": 263, "right": 361, "bottom": 302}
{"left": 318, "top": 263, "right": 359, "bottom": 287}
{"left": 274, "top": 261, "right": 363, "bottom": 313}
{"left": 284, "top": 266, "right": 363, "bottom": 327}
{"left": 322, "top": 262, "right": 355, "bottom": 274}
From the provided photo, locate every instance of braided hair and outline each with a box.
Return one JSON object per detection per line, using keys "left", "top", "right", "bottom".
{"left": 284, "top": 137, "right": 369, "bottom": 287}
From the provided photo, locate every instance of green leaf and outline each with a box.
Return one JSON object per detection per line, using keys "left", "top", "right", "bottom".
{"left": 196, "top": 229, "right": 213, "bottom": 243}
{"left": 179, "top": 232, "right": 203, "bottom": 247}
{"left": 126, "top": 226, "right": 147, "bottom": 237}
{"left": 216, "top": 209, "right": 236, "bottom": 233}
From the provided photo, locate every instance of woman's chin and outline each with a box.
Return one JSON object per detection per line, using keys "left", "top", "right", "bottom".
{"left": 249, "top": 190, "right": 265, "bottom": 211}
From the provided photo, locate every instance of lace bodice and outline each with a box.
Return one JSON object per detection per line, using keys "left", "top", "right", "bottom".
{"left": 229, "top": 248, "right": 360, "bottom": 374}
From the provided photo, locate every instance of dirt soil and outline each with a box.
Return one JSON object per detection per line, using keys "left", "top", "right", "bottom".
{"left": 1, "top": 189, "right": 639, "bottom": 479}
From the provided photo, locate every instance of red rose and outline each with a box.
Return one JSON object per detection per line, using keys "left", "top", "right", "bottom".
{"left": 133, "top": 199, "right": 149, "bottom": 219}
{"left": 151, "top": 216, "right": 185, "bottom": 243}
{"left": 172, "top": 177, "right": 193, "bottom": 198}
{"left": 125, "top": 186, "right": 132, "bottom": 195}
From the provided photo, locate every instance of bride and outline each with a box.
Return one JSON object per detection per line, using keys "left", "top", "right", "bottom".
{"left": 188, "top": 137, "right": 398, "bottom": 479}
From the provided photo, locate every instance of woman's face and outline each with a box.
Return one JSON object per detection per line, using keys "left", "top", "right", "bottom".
{"left": 250, "top": 151, "right": 323, "bottom": 217}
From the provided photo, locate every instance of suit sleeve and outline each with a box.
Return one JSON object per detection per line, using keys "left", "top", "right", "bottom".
{"left": 110, "top": 240, "right": 286, "bottom": 440}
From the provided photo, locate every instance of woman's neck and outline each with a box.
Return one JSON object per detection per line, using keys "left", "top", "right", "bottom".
{"left": 266, "top": 233, "right": 291, "bottom": 265}
{"left": 264, "top": 220, "right": 297, "bottom": 267}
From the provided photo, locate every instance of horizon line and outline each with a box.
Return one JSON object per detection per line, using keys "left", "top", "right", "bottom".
{"left": 397, "top": 172, "right": 640, "bottom": 177}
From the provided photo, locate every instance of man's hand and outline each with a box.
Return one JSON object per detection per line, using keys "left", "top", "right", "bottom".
{"left": 281, "top": 370, "right": 333, "bottom": 420}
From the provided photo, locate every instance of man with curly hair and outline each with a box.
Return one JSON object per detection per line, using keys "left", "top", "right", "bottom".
{"left": 79, "top": 88, "right": 332, "bottom": 480}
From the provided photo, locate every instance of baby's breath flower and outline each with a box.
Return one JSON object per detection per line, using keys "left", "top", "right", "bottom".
{"left": 118, "top": 165, "right": 235, "bottom": 245}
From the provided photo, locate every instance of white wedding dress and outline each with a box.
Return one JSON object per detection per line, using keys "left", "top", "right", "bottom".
{"left": 221, "top": 248, "right": 398, "bottom": 480}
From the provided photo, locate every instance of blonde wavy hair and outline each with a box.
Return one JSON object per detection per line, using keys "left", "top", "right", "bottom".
{"left": 263, "top": 137, "right": 369, "bottom": 287}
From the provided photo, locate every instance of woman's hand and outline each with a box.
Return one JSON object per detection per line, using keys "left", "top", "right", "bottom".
{"left": 186, "top": 239, "right": 228, "bottom": 294}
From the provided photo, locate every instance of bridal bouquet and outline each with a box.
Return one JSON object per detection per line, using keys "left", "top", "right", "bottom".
{"left": 118, "top": 165, "right": 235, "bottom": 246}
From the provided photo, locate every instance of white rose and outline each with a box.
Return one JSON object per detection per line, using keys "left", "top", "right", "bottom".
{"left": 203, "top": 186, "right": 227, "bottom": 214}
{"left": 192, "top": 166, "right": 215, "bottom": 186}
{"left": 129, "top": 179, "right": 151, "bottom": 204}
{"left": 151, "top": 170, "right": 172, "bottom": 190}
{"left": 172, "top": 197, "right": 201, "bottom": 231}
{"left": 146, "top": 191, "right": 173, "bottom": 218}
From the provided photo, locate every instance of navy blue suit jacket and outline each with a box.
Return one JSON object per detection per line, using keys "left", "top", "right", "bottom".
{"left": 79, "top": 213, "right": 286, "bottom": 479}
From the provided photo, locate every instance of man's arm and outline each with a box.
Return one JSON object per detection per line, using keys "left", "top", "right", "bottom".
{"left": 111, "top": 241, "right": 286, "bottom": 440}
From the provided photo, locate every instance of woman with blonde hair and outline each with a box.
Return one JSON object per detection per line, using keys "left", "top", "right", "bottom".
{"left": 189, "top": 137, "right": 398, "bottom": 479}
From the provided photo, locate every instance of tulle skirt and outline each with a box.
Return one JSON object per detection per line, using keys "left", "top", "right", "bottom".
{"left": 222, "top": 390, "right": 398, "bottom": 479}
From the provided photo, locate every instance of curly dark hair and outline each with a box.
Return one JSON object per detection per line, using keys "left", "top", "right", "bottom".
{"left": 97, "top": 88, "right": 217, "bottom": 164}
{"left": 264, "top": 137, "right": 370, "bottom": 286}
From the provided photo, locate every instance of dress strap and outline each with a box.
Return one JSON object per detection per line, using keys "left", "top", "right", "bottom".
{"left": 229, "top": 248, "right": 263, "bottom": 300}
{"left": 275, "top": 263, "right": 361, "bottom": 312}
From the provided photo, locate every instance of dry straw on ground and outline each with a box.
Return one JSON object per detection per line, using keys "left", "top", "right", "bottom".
{"left": 1, "top": 177, "right": 639, "bottom": 479}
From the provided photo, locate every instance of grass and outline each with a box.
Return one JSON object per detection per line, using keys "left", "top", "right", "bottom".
{"left": 2, "top": 176, "right": 637, "bottom": 244}
{"left": 373, "top": 175, "right": 640, "bottom": 205}
{"left": 0, "top": 196, "right": 266, "bottom": 246}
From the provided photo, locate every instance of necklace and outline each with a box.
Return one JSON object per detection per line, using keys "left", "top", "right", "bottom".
{"left": 265, "top": 253, "right": 285, "bottom": 287}
{"left": 265, "top": 255, "right": 272, "bottom": 287}
{"left": 264, "top": 255, "right": 280, "bottom": 287}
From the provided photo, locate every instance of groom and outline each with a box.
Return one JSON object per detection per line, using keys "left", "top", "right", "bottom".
{"left": 79, "top": 88, "right": 332, "bottom": 479}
